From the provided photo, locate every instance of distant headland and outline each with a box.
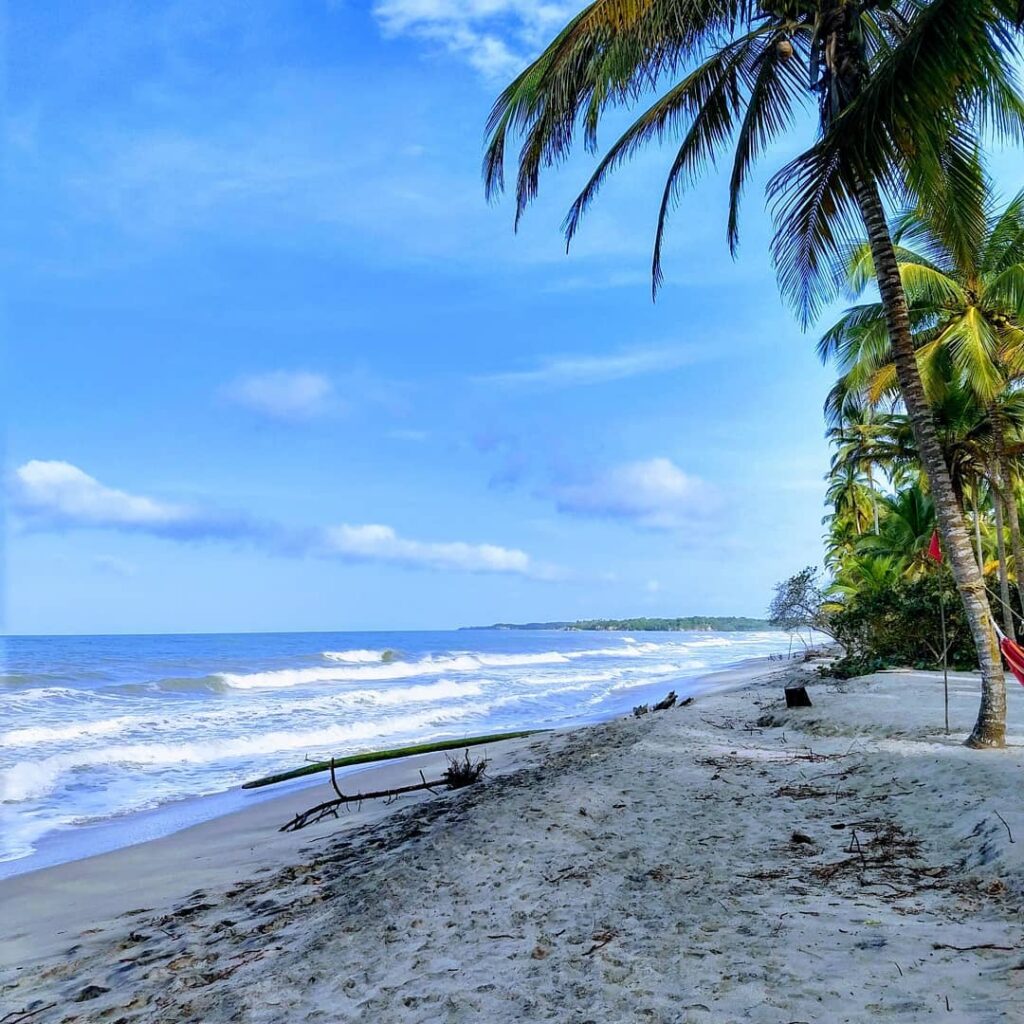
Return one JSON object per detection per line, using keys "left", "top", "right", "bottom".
{"left": 459, "top": 617, "right": 772, "bottom": 632}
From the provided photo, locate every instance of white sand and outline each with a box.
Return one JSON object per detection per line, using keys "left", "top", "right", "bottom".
{"left": 2, "top": 659, "right": 1022, "bottom": 1023}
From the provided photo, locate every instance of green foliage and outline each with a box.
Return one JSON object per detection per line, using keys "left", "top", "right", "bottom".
{"left": 465, "top": 617, "right": 772, "bottom": 632}
{"left": 826, "top": 653, "right": 892, "bottom": 680}
{"left": 483, "top": 0, "right": 1024, "bottom": 313}
{"left": 828, "top": 569, "right": 1012, "bottom": 672}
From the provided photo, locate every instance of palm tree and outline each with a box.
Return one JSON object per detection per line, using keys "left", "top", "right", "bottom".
{"left": 829, "top": 551, "right": 907, "bottom": 600}
{"left": 483, "top": 0, "right": 1023, "bottom": 746}
{"left": 825, "top": 461, "right": 878, "bottom": 536}
{"left": 860, "top": 481, "right": 937, "bottom": 572}
{"left": 826, "top": 401, "right": 900, "bottom": 534}
{"left": 822, "top": 186, "right": 1024, "bottom": 628}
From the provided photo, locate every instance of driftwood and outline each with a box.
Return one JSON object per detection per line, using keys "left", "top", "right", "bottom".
{"left": 280, "top": 751, "right": 488, "bottom": 832}
{"left": 634, "top": 691, "right": 683, "bottom": 717}
{"left": 244, "top": 729, "right": 541, "bottom": 789}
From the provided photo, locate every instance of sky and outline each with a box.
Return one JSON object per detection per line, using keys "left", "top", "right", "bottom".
{"left": 5, "top": 2, "right": 1018, "bottom": 635}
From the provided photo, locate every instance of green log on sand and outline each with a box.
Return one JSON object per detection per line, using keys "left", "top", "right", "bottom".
{"left": 241, "top": 729, "right": 547, "bottom": 790}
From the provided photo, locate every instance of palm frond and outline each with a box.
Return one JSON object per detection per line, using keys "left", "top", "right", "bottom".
{"left": 898, "top": 263, "right": 967, "bottom": 308}
{"left": 981, "top": 189, "right": 1024, "bottom": 273}
{"left": 560, "top": 27, "right": 769, "bottom": 248}
{"left": 935, "top": 307, "right": 1004, "bottom": 401}
{"left": 817, "top": 301, "right": 888, "bottom": 364}
{"left": 768, "top": 138, "right": 861, "bottom": 324}
{"left": 725, "top": 33, "right": 809, "bottom": 253}
{"left": 985, "top": 263, "right": 1024, "bottom": 318}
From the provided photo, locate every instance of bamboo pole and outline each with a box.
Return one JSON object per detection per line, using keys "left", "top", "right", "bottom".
{"left": 241, "top": 729, "right": 546, "bottom": 790}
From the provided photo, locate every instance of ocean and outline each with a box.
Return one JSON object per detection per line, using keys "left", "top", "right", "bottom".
{"left": 0, "top": 628, "right": 799, "bottom": 876}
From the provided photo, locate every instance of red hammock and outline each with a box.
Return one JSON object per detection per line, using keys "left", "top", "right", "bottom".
{"left": 999, "top": 632, "right": 1024, "bottom": 688}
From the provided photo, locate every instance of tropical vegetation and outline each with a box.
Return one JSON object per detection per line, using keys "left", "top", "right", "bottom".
{"left": 820, "top": 179, "right": 1024, "bottom": 676}
{"left": 465, "top": 617, "right": 772, "bottom": 631}
{"left": 483, "top": 0, "right": 1024, "bottom": 746}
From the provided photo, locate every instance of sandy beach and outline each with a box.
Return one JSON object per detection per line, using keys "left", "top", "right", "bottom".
{"left": 2, "top": 658, "right": 1022, "bottom": 1023}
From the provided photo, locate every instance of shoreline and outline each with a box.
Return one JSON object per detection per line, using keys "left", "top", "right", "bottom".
{"left": 0, "top": 653, "right": 788, "bottom": 884}
{"left": 4, "top": 656, "right": 1021, "bottom": 1022}
{"left": 0, "top": 656, "right": 786, "bottom": 970}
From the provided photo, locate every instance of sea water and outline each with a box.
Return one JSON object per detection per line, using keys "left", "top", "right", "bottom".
{"left": 0, "top": 629, "right": 800, "bottom": 875}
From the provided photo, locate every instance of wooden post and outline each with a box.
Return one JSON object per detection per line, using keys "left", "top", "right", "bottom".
{"left": 940, "top": 585, "right": 949, "bottom": 735}
{"left": 784, "top": 685, "right": 812, "bottom": 708}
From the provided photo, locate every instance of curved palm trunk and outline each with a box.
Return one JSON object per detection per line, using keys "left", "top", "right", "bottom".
{"left": 854, "top": 177, "right": 1006, "bottom": 747}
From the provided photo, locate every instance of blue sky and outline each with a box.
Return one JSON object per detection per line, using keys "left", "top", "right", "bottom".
{"left": 6, "top": 2, "right": 1017, "bottom": 635}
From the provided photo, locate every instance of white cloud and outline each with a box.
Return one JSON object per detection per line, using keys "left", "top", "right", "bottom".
{"left": 372, "top": 0, "right": 576, "bottom": 78}
{"left": 553, "top": 457, "right": 718, "bottom": 530}
{"left": 12, "top": 460, "right": 192, "bottom": 530}
{"left": 10, "top": 460, "right": 261, "bottom": 541}
{"left": 223, "top": 370, "right": 335, "bottom": 422}
{"left": 10, "top": 460, "right": 560, "bottom": 580}
{"left": 482, "top": 346, "right": 701, "bottom": 389}
{"left": 323, "top": 523, "right": 540, "bottom": 576}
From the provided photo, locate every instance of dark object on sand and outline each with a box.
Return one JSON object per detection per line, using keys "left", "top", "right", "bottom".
{"left": 785, "top": 685, "right": 812, "bottom": 708}
{"left": 653, "top": 691, "right": 677, "bottom": 711}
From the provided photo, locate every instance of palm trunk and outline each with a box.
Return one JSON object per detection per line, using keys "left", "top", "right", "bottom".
{"left": 996, "top": 450, "right": 1024, "bottom": 625}
{"left": 853, "top": 176, "right": 1005, "bottom": 747}
{"left": 868, "top": 466, "right": 880, "bottom": 535}
{"left": 973, "top": 478, "right": 985, "bottom": 572}
{"left": 991, "top": 464, "right": 1015, "bottom": 638}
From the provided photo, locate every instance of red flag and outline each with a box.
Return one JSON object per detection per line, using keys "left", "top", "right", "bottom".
{"left": 927, "top": 530, "right": 943, "bottom": 563}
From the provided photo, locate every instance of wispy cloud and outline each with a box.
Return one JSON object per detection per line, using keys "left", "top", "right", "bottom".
{"left": 222, "top": 370, "right": 337, "bottom": 422}
{"left": 10, "top": 460, "right": 557, "bottom": 580}
{"left": 372, "top": 0, "right": 576, "bottom": 79}
{"left": 221, "top": 368, "right": 412, "bottom": 424}
{"left": 322, "top": 523, "right": 549, "bottom": 578}
{"left": 93, "top": 555, "right": 138, "bottom": 578}
{"left": 552, "top": 457, "right": 718, "bottom": 531}
{"left": 387, "top": 428, "right": 429, "bottom": 442}
{"left": 481, "top": 346, "right": 701, "bottom": 389}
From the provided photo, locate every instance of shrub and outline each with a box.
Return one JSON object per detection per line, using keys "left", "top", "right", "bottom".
{"left": 828, "top": 569, "right": 1009, "bottom": 673}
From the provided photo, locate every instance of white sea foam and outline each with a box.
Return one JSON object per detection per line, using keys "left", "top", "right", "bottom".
{"left": 0, "top": 629, "right": 801, "bottom": 868}
{"left": 323, "top": 649, "right": 394, "bottom": 664}
{"left": 0, "top": 716, "right": 136, "bottom": 747}
{"left": 0, "top": 707, "right": 479, "bottom": 803}
{"left": 218, "top": 647, "right": 666, "bottom": 690}
{"left": 335, "top": 679, "right": 483, "bottom": 706}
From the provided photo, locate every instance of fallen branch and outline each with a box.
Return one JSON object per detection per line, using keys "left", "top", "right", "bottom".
{"left": 583, "top": 929, "right": 617, "bottom": 955}
{"left": 279, "top": 752, "right": 488, "bottom": 831}
{"left": 1, "top": 1006, "right": 58, "bottom": 1024}
{"left": 993, "top": 810, "right": 1015, "bottom": 844}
